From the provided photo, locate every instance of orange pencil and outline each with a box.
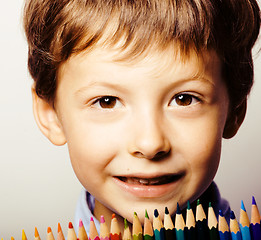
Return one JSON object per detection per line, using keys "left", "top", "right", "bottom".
{"left": 79, "top": 219, "right": 88, "bottom": 240}
{"left": 67, "top": 222, "right": 77, "bottom": 240}
{"left": 22, "top": 229, "right": 27, "bottom": 240}
{"left": 34, "top": 227, "right": 41, "bottom": 240}
{"left": 57, "top": 223, "right": 65, "bottom": 240}
{"left": 47, "top": 227, "right": 55, "bottom": 240}
{"left": 110, "top": 214, "right": 122, "bottom": 240}
{"left": 89, "top": 217, "right": 100, "bottom": 240}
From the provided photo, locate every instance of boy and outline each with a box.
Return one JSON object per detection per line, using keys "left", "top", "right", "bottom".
{"left": 23, "top": 0, "right": 260, "bottom": 234}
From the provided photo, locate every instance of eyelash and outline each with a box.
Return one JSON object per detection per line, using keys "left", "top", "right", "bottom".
{"left": 90, "top": 93, "right": 202, "bottom": 109}
{"left": 91, "top": 96, "right": 121, "bottom": 109}
{"left": 169, "top": 93, "right": 202, "bottom": 107}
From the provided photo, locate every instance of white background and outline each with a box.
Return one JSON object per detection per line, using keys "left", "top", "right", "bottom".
{"left": 0, "top": 1, "right": 260, "bottom": 239}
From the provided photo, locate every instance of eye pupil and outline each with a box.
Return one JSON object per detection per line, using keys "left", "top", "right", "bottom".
{"left": 100, "top": 97, "right": 116, "bottom": 108}
{"left": 176, "top": 94, "right": 192, "bottom": 106}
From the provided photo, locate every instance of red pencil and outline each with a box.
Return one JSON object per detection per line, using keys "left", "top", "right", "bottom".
{"left": 67, "top": 222, "right": 77, "bottom": 240}
{"left": 110, "top": 214, "right": 122, "bottom": 240}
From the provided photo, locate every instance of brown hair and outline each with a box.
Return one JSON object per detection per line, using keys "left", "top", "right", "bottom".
{"left": 23, "top": 0, "right": 260, "bottom": 110}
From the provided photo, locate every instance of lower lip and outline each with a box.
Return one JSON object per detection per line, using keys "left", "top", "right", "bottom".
{"left": 112, "top": 176, "right": 183, "bottom": 198}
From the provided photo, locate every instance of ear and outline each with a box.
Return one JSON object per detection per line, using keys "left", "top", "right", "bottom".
{"left": 223, "top": 99, "right": 247, "bottom": 139}
{"left": 32, "top": 88, "right": 66, "bottom": 146}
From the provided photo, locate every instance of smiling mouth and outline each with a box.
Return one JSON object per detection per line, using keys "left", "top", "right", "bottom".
{"left": 116, "top": 174, "right": 182, "bottom": 186}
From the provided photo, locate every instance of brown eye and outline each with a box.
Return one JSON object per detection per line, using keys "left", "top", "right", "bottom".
{"left": 176, "top": 94, "right": 192, "bottom": 106}
{"left": 98, "top": 96, "right": 117, "bottom": 108}
{"left": 170, "top": 94, "right": 200, "bottom": 107}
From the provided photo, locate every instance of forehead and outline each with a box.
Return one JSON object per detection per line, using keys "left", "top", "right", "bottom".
{"left": 61, "top": 38, "right": 220, "bottom": 71}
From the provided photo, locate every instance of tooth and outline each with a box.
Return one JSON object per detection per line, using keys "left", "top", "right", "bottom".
{"left": 139, "top": 179, "right": 150, "bottom": 185}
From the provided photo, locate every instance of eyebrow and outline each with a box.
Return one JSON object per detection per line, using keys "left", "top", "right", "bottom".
{"left": 74, "top": 81, "right": 129, "bottom": 97}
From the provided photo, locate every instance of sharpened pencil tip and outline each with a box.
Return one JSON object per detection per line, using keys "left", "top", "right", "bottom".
{"left": 58, "top": 223, "right": 62, "bottom": 233}
{"left": 124, "top": 218, "right": 128, "bottom": 229}
{"left": 68, "top": 222, "right": 73, "bottom": 229}
{"left": 154, "top": 209, "right": 159, "bottom": 217}
{"left": 47, "top": 227, "right": 52, "bottom": 233}
{"left": 177, "top": 202, "right": 181, "bottom": 214}
{"left": 241, "top": 200, "right": 246, "bottom": 211}
{"left": 187, "top": 201, "right": 191, "bottom": 210}
{"left": 252, "top": 196, "right": 257, "bottom": 205}
{"left": 230, "top": 211, "right": 236, "bottom": 220}
{"left": 197, "top": 199, "right": 200, "bottom": 205}
{"left": 165, "top": 206, "right": 169, "bottom": 214}
{"left": 219, "top": 209, "right": 224, "bottom": 217}
{"left": 209, "top": 202, "right": 212, "bottom": 208}
{"left": 145, "top": 209, "right": 149, "bottom": 219}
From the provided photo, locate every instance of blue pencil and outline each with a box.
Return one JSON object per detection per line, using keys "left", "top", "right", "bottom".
{"left": 218, "top": 210, "right": 231, "bottom": 240}
{"left": 153, "top": 209, "right": 165, "bottom": 240}
{"left": 239, "top": 201, "right": 251, "bottom": 240}
{"left": 250, "top": 196, "right": 261, "bottom": 240}
{"left": 175, "top": 203, "right": 185, "bottom": 240}
{"left": 230, "top": 211, "right": 242, "bottom": 240}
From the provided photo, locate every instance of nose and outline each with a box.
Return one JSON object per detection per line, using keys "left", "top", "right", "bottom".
{"left": 128, "top": 111, "right": 171, "bottom": 160}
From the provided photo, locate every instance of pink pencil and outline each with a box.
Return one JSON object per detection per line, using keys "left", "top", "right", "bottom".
{"left": 89, "top": 217, "right": 100, "bottom": 240}
{"left": 79, "top": 219, "right": 88, "bottom": 240}
{"left": 100, "top": 216, "right": 110, "bottom": 240}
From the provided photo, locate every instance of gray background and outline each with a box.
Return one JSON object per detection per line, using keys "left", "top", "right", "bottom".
{"left": 0, "top": 1, "right": 260, "bottom": 239}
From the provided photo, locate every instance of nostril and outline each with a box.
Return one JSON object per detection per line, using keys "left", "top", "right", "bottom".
{"left": 133, "top": 149, "right": 171, "bottom": 160}
{"left": 153, "top": 149, "right": 171, "bottom": 160}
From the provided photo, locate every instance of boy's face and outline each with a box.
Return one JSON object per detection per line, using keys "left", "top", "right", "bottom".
{"left": 54, "top": 46, "right": 229, "bottom": 222}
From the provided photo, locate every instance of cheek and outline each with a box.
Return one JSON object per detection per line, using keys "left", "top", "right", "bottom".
{"left": 64, "top": 120, "right": 122, "bottom": 187}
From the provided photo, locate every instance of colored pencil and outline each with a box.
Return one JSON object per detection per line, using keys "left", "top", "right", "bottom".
{"left": 208, "top": 202, "right": 220, "bottom": 240}
{"left": 175, "top": 203, "right": 185, "bottom": 240}
{"left": 230, "top": 211, "right": 242, "bottom": 240}
{"left": 196, "top": 199, "right": 209, "bottom": 240}
{"left": 47, "top": 227, "right": 55, "bottom": 240}
{"left": 164, "top": 207, "right": 176, "bottom": 240}
{"left": 34, "top": 227, "right": 41, "bottom": 240}
{"left": 123, "top": 219, "right": 132, "bottom": 240}
{"left": 133, "top": 212, "right": 143, "bottom": 240}
{"left": 110, "top": 214, "right": 122, "bottom": 240}
{"left": 100, "top": 216, "right": 110, "bottom": 240}
{"left": 250, "top": 196, "right": 261, "bottom": 240}
{"left": 144, "top": 210, "right": 154, "bottom": 240}
{"left": 67, "top": 222, "right": 77, "bottom": 240}
{"left": 79, "top": 219, "right": 89, "bottom": 240}
{"left": 239, "top": 201, "right": 251, "bottom": 240}
{"left": 22, "top": 229, "right": 27, "bottom": 240}
{"left": 57, "top": 223, "right": 65, "bottom": 240}
{"left": 185, "top": 201, "right": 196, "bottom": 240}
{"left": 153, "top": 209, "right": 165, "bottom": 240}
{"left": 89, "top": 217, "right": 100, "bottom": 240}
{"left": 219, "top": 210, "right": 231, "bottom": 240}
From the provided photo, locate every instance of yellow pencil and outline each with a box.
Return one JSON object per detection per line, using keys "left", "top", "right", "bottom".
{"left": 22, "top": 230, "right": 27, "bottom": 240}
